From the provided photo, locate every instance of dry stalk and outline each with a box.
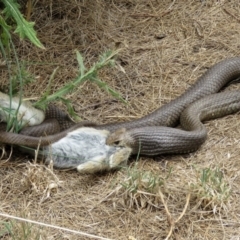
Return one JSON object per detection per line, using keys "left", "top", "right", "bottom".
{"left": 223, "top": 8, "right": 240, "bottom": 23}
{"left": 158, "top": 190, "right": 191, "bottom": 240}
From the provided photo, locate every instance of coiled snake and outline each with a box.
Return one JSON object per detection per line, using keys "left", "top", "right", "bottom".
{"left": 0, "top": 57, "right": 240, "bottom": 156}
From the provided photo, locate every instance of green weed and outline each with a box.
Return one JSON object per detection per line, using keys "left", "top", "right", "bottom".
{"left": 190, "top": 167, "right": 231, "bottom": 210}
{"left": 0, "top": 220, "right": 41, "bottom": 240}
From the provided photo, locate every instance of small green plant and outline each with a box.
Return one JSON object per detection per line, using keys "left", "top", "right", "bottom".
{"left": 190, "top": 167, "right": 231, "bottom": 210}
{"left": 34, "top": 50, "right": 126, "bottom": 121}
{"left": 111, "top": 163, "right": 171, "bottom": 210}
{"left": 1, "top": 220, "right": 41, "bottom": 240}
{"left": 121, "top": 166, "right": 164, "bottom": 194}
{"left": 9, "top": 62, "right": 35, "bottom": 95}
{"left": 0, "top": 105, "right": 25, "bottom": 132}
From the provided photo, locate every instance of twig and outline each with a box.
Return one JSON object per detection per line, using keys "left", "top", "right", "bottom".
{"left": 175, "top": 193, "right": 191, "bottom": 223}
{"left": 158, "top": 190, "right": 191, "bottom": 240}
{"left": 130, "top": 13, "right": 159, "bottom": 18}
{"left": 0, "top": 212, "right": 112, "bottom": 240}
{"left": 223, "top": 8, "right": 240, "bottom": 23}
{"left": 168, "top": 0, "right": 176, "bottom": 10}
{"left": 158, "top": 190, "right": 174, "bottom": 240}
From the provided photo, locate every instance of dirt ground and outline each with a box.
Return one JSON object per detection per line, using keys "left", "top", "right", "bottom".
{"left": 1, "top": 0, "right": 240, "bottom": 239}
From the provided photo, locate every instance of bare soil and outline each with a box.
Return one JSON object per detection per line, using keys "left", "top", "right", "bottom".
{"left": 1, "top": 0, "right": 240, "bottom": 239}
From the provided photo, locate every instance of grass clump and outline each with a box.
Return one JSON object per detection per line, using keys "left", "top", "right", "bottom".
{"left": 109, "top": 163, "right": 169, "bottom": 210}
{"left": 0, "top": 220, "right": 42, "bottom": 240}
{"left": 20, "top": 160, "right": 62, "bottom": 203}
{"left": 190, "top": 167, "right": 231, "bottom": 211}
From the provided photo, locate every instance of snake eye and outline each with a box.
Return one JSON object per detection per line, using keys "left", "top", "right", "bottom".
{"left": 114, "top": 140, "right": 120, "bottom": 146}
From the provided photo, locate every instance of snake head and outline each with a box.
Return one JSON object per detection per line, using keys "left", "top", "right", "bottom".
{"left": 106, "top": 128, "right": 132, "bottom": 147}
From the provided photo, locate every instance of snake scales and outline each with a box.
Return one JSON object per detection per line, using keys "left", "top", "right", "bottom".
{"left": 0, "top": 57, "right": 240, "bottom": 155}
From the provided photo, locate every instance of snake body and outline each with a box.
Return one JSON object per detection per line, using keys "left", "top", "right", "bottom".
{"left": 0, "top": 57, "right": 240, "bottom": 155}
{"left": 98, "top": 57, "right": 240, "bottom": 131}
{"left": 107, "top": 90, "right": 240, "bottom": 155}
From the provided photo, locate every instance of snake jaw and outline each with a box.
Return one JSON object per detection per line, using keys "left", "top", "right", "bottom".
{"left": 106, "top": 128, "right": 132, "bottom": 148}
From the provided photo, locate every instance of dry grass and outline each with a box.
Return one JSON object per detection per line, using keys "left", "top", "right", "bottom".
{"left": 1, "top": 0, "right": 240, "bottom": 239}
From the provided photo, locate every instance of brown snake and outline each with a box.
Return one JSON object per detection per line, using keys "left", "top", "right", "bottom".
{"left": 0, "top": 57, "right": 240, "bottom": 155}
